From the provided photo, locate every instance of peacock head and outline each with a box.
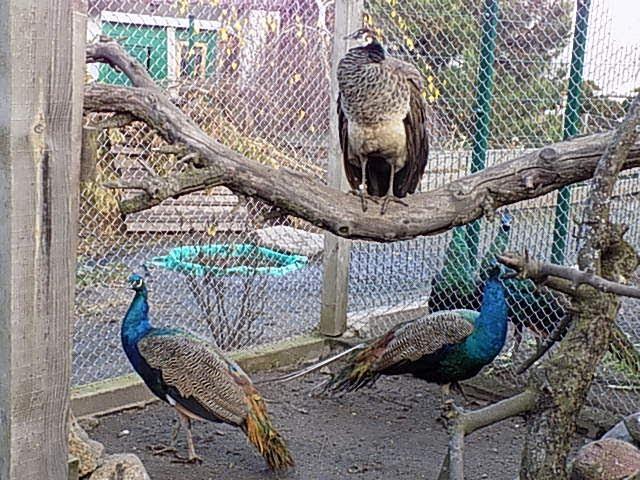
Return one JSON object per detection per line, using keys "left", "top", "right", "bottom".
{"left": 344, "top": 27, "right": 379, "bottom": 45}
{"left": 127, "top": 273, "right": 146, "bottom": 292}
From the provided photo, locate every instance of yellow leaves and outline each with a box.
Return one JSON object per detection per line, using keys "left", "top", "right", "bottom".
{"left": 208, "top": 0, "right": 220, "bottom": 6}
{"left": 233, "top": 20, "right": 242, "bottom": 32}
{"left": 290, "top": 72, "right": 302, "bottom": 84}
{"left": 391, "top": 9, "right": 397, "bottom": 18}
{"left": 107, "top": 128, "right": 125, "bottom": 144}
{"left": 176, "top": 0, "right": 189, "bottom": 16}
{"left": 422, "top": 76, "right": 441, "bottom": 103}
{"left": 404, "top": 36, "right": 415, "bottom": 50}
{"left": 363, "top": 13, "right": 373, "bottom": 28}
{"left": 266, "top": 14, "right": 278, "bottom": 33}
{"left": 385, "top": 0, "right": 398, "bottom": 5}
{"left": 219, "top": 27, "right": 229, "bottom": 42}
{"left": 231, "top": 61, "right": 238, "bottom": 71}
{"left": 298, "top": 109, "right": 306, "bottom": 121}
{"left": 206, "top": 224, "right": 218, "bottom": 237}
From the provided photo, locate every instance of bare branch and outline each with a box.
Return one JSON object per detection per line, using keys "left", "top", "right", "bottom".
{"left": 438, "top": 391, "right": 538, "bottom": 479}
{"left": 578, "top": 94, "right": 640, "bottom": 273}
{"left": 83, "top": 39, "right": 640, "bottom": 242}
{"left": 84, "top": 82, "right": 640, "bottom": 241}
{"left": 87, "top": 38, "right": 158, "bottom": 90}
{"left": 498, "top": 251, "right": 640, "bottom": 299}
{"left": 515, "top": 312, "right": 572, "bottom": 374}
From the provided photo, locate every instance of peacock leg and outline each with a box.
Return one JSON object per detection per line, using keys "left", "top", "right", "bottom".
{"left": 172, "top": 412, "right": 203, "bottom": 464}
{"left": 348, "top": 157, "right": 380, "bottom": 212}
{"left": 379, "top": 164, "right": 408, "bottom": 215}
{"left": 148, "top": 415, "right": 181, "bottom": 456}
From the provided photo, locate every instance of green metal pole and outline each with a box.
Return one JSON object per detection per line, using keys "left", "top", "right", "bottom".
{"left": 466, "top": 0, "right": 499, "bottom": 267}
{"left": 551, "top": 0, "right": 591, "bottom": 265}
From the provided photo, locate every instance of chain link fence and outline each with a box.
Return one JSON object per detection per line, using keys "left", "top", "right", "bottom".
{"left": 75, "top": 0, "right": 640, "bottom": 417}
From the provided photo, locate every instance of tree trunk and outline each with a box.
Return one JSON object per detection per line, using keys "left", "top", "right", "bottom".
{"left": 520, "top": 245, "right": 630, "bottom": 478}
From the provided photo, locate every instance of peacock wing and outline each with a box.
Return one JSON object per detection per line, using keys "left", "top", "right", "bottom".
{"left": 392, "top": 61, "right": 429, "bottom": 197}
{"left": 337, "top": 93, "right": 362, "bottom": 191}
{"left": 138, "top": 331, "right": 249, "bottom": 426}
{"left": 373, "top": 310, "right": 475, "bottom": 371}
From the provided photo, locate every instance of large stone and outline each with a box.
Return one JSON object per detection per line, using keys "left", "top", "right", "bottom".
{"left": 89, "top": 454, "right": 150, "bottom": 480}
{"left": 570, "top": 438, "right": 640, "bottom": 480}
{"left": 69, "top": 413, "right": 105, "bottom": 477}
{"left": 625, "top": 413, "right": 640, "bottom": 445}
{"left": 602, "top": 419, "right": 633, "bottom": 444}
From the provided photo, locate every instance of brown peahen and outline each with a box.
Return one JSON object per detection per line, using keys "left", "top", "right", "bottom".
{"left": 121, "top": 274, "right": 294, "bottom": 471}
{"left": 338, "top": 27, "right": 429, "bottom": 214}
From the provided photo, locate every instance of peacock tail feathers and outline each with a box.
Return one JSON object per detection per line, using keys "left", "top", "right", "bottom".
{"left": 243, "top": 387, "right": 294, "bottom": 471}
{"left": 320, "top": 333, "right": 392, "bottom": 395}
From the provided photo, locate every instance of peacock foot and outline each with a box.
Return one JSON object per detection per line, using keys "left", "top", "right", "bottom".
{"left": 349, "top": 189, "right": 380, "bottom": 212}
{"left": 379, "top": 194, "right": 408, "bottom": 215}
{"left": 148, "top": 444, "right": 178, "bottom": 456}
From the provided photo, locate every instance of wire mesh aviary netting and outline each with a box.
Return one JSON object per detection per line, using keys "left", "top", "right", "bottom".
{"left": 77, "top": 0, "right": 640, "bottom": 417}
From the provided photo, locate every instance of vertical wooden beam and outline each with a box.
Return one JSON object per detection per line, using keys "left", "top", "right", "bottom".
{"left": 319, "top": 0, "right": 363, "bottom": 336}
{"left": 0, "top": 0, "right": 85, "bottom": 478}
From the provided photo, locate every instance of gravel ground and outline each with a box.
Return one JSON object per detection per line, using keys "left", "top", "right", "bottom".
{"left": 89, "top": 370, "right": 590, "bottom": 480}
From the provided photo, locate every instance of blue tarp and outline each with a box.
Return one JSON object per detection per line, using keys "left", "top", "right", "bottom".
{"left": 151, "top": 243, "right": 308, "bottom": 277}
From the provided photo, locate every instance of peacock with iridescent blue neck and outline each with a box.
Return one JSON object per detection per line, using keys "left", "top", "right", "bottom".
{"left": 312, "top": 267, "right": 508, "bottom": 398}
{"left": 120, "top": 273, "right": 293, "bottom": 470}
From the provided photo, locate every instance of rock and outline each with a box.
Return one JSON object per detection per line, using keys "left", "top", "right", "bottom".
{"left": 625, "top": 413, "right": 640, "bottom": 445}
{"left": 90, "top": 454, "right": 150, "bottom": 480}
{"left": 570, "top": 438, "right": 640, "bottom": 480}
{"left": 602, "top": 420, "right": 633, "bottom": 444}
{"left": 252, "top": 226, "right": 324, "bottom": 258}
{"left": 69, "top": 413, "right": 105, "bottom": 477}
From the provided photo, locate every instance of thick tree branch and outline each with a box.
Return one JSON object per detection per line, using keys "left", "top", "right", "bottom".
{"left": 438, "top": 391, "right": 538, "bottom": 479}
{"left": 86, "top": 38, "right": 158, "bottom": 90}
{"left": 519, "top": 93, "right": 640, "bottom": 480}
{"left": 498, "top": 251, "right": 640, "bottom": 299}
{"left": 578, "top": 94, "right": 640, "bottom": 273}
{"left": 84, "top": 39, "right": 640, "bottom": 242}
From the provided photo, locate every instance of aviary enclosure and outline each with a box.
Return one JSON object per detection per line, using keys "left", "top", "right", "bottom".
{"left": 1, "top": 0, "right": 640, "bottom": 479}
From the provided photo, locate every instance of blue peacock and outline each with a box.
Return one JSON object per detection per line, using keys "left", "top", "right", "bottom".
{"left": 121, "top": 274, "right": 294, "bottom": 470}
{"left": 428, "top": 211, "right": 640, "bottom": 372}
{"left": 271, "top": 267, "right": 508, "bottom": 399}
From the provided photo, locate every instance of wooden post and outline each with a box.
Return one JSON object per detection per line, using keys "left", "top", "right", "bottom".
{"left": 0, "top": 1, "right": 85, "bottom": 479}
{"left": 319, "top": 0, "right": 363, "bottom": 336}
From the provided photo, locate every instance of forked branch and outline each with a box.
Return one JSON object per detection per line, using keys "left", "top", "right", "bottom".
{"left": 84, "top": 38, "right": 640, "bottom": 242}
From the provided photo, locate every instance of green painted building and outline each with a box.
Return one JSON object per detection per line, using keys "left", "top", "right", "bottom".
{"left": 98, "top": 11, "right": 218, "bottom": 85}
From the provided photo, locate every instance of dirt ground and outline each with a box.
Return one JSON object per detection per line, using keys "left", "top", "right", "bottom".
{"left": 90, "top": 371, "right": 589, "bottom": 480}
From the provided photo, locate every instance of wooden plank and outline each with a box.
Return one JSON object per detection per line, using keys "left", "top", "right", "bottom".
{"left": 0, "top": 0, "right": 85, "bottom": 478}
{"left": 319, "top": 0, "right": 363, "bottom": 337}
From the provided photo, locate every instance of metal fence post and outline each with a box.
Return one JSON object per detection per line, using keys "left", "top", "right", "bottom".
{"left": 551, "top": 0, "right": 591, "bottom": 265}
{"left": 0, "top": 0, "right": 85, "bottom": 477}
{"left": 319, "top": 0, "right": 363, "bottom": 337}
{"left": 466, "top": 0, "right": 500, "bottom": 266}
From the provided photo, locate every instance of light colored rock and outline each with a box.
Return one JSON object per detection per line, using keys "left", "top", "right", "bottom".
{"left": 90, "top": 454, "right": 150, "bottom": 480}
{"left": 625, "top": 413, "right": 640, "bottom": 445}
{"left": 570, "top": 438, "right": 640, "bottom": 480}
{"left": 69, "top": 413, "right": 105, "bottom": 477}
{"left": 253, "top": 226, "right": 324, "bottom": 258}
{"left": 603, "top": 419, "right": 633, "bottom": 444}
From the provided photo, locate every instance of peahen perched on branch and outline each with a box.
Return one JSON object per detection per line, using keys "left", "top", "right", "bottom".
{"left": 338, "top": 27, "right": 429, "bottom": 214}
{"left": 428, "top": 211, "right": 640, "bottom": 373}
{"left": 272, "top": 268, "right": 508, "bottom": 400}
{"left": 121, "top": 274, "right": 294, "bottom": 470}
